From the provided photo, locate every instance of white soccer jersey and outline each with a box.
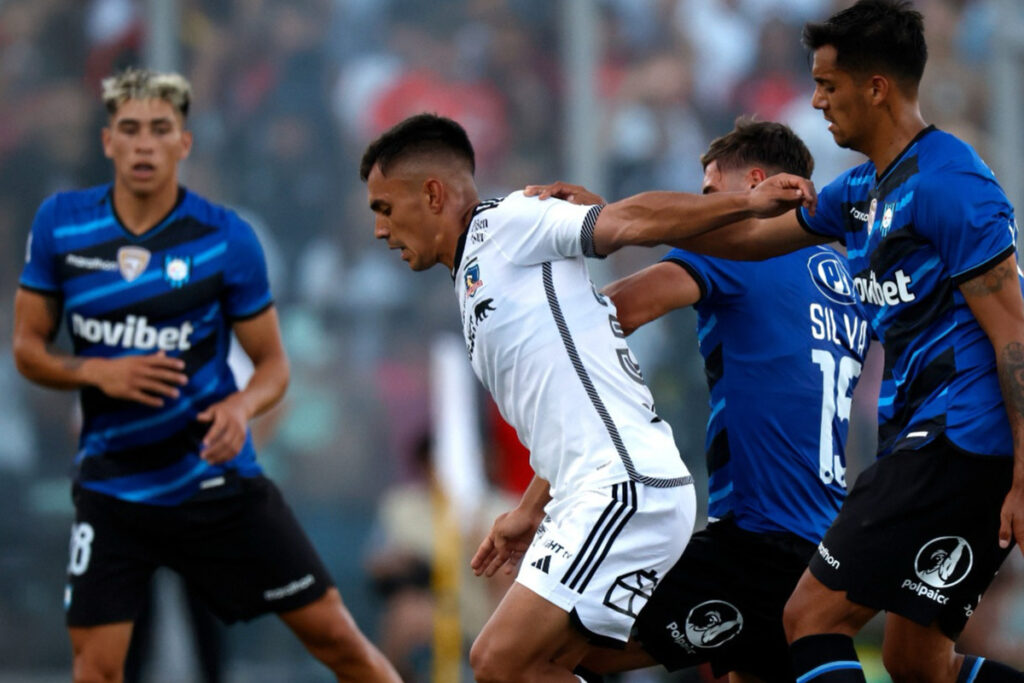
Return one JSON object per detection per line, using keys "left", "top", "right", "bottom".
{"left": 452, "top": 192, "right": 691, "bottom": 499}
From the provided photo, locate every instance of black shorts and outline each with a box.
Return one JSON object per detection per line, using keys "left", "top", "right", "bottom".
{"left": 65, "top": 475, "right": 334, "bottom": 627}
{"left": 635, "top": 518, "right": 815, "bottom": 682}
{"left": 808, "top": 436, "right": 1014, "bottom": 639}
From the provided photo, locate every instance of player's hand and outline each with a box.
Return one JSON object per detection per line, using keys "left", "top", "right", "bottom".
{"left": 90, "top": 351, "right": 188, "bottom": 407}
{"left": 749, "top": 172, "right": 817, "bottom": 218}
{"left": 998, "top": 482, "right": 1024, "bottom": 556}
{"left": 470, "top": 507, "right": 542, "bottom": 578}
{"left": 196, "top": 393, "right": 250, "bottom": 465}
{"left": 524, "top": 181, "right": 607, "bottom": 206}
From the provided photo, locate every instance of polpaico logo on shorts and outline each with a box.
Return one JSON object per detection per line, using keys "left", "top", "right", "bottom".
{"left": 914, "top": 536, "right": 973, "bottom": 588}
{"left": 683, "top": 600, "right": 744, "bottom": 649}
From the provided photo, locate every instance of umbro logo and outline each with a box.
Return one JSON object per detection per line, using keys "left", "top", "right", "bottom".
{"left": 531, "top": 555, "right": 552, "bottom": 574}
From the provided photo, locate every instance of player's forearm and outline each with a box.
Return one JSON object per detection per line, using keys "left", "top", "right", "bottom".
{"left": 12, "top": 338, "right": 100, "bottom": 391}
{"left": 994, "top": 338, "right": 1024, "bottom": 486}
{"left": 593, "top": 191, "right": 754, "bottom": 255}
{"left": 516, "top": 475, "right": 553, "bottom": 522}
{"left": 234, "top": 352, "right": 289, "bottom": 420}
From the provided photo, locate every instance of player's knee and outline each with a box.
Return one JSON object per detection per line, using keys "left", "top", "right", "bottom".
{"left": 72, "top": 653, "right": 123, "bottom": 683}
{"left": 302, "top": 618, "right": 378, "bottom": 672}
{"left": 469, "top": 634, "right": 519, "bottom": 683}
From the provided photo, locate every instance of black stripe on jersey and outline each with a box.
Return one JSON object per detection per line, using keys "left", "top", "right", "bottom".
{"left": 703, "top": 343, "right": 723, "bottom": 392}
{"left": 228, "top": 300, "right": 274, "bottom": 322}
{"left": 56, "top": 217, "right": 219, "bottom": 281}
{"left": 77, "top": 421, "right": 209, "bottom": 480}
{"left": 875, "top": 155, "right": 919, "bottom": 198}
{"left": 706, "top": 428, "right": 730, "bottom": 476}
{"left": 878, "top": 347, "right": 953, "bottom": 452}
{"left": 882, "top": 284, "right": 955, "bottom": 376}
{"left": 542, "top": 262, "right": 693, "bottom": 489}
{"left": 868, "top": 225, "right": 926, "bottom": 271}
{"left": 79, "top": 331, "right": 220, "bottom": 418}
{"left": 841, "top": 198, "right": 874, "bottom": 234}
{"left": 953, "top": 244, "right": 1015, "bottom": 285}
{"left": 580, "top": 206, "right": 606, "bottom": 258}
{"left": 99, "top": 274, "right": 223, "bottom": 323}
{"left": 561, "top": 482, "right": 637, "bottom": 592}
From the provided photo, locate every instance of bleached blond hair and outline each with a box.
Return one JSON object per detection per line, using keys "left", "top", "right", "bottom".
{"left": 101, "top": 68, "right": 191, "bottom": 119}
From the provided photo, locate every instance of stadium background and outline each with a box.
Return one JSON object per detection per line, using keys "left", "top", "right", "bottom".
{"left": 0, "top": 0, "right": 1022, "bottom": 680}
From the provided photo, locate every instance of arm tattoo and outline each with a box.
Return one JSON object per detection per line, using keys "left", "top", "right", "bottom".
{"left": 999, "top": 342, "right": 1024, "bottom": 419}
{"left": 961, "top": 261, "right": 1016, "bottom": 297}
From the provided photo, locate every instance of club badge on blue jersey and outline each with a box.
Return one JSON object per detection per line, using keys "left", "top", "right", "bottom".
{"left": 881, "top": 203, "right": 896, "bottom": 237}
{"left": 118, "top": 246, "right": 151, "bottom": 282}
{"left": 465, "top": 263, "right": 483, "bottom": 297}
{"left": 164, "top": 255, "right": 191, "bottom": 288}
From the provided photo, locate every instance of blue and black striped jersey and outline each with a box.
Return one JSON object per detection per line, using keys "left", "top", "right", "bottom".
{"left": 20, "top": 184, "right": 271, "bottom": 505}
{"left": 663, "top": 245, "right": 868, "bottom": 543}
{"left": 799, "top": 126, "right": 1019, "bottom": 458}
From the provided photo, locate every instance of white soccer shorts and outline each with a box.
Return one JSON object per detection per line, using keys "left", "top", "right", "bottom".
{"left": 517, "top": 479, "right": 696, "bottom": 644}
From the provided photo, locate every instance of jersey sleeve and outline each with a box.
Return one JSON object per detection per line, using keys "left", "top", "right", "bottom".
{"left": 223, "top": 213, "right": 273, "bottom": 320}
{"left": 798, "top": 174, "right": 848, "bottom": 245}
{"left": 914, "top": 166, "right": 1016, "bottom": 284}
{"left": 489, "top": 192, "right": 605, "bottom": 266}
{"left": 19, "top": 195, "right": 61, "bottom": 294}
{"left": 660, "top": 248, "right": 747, "bottom": 304}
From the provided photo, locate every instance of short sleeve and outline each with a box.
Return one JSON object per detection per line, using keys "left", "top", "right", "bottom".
{"left": 489, "top": 192, "right": 605, "bottom": 266}
{"left": 913, "top": 167, "right": 1016, "bottom": 284}
{"left": 223, "top": 213, "right": 273, "bottom": 319}
{"left": 798, "top": 174, "right": 848, "bottom": 245}
{"left": 19, "top": 196, "right": 61, "bottom": 294}
{"left": 661, "top": 248, "right": 747, "bottom": 304}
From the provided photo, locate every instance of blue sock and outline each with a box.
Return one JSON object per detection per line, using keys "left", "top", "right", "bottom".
{"left": 959, "top": 656, "right": 1024, "bottom": 683}
{"left": 790, "top": 634, "right": 866, "bottom": 683}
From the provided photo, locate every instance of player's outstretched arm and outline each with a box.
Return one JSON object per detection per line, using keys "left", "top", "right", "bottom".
{"left": 960, "top": 253, "right": 1024, "bottom": 556}
{"left": 471, "top": 475, "right": 551, "bottom": 578}
{"left": 602, "top": 262, "right": 701, "bottom": 336}
{"left": 526, "top": 176, "right": 822, "bottom": 259}
{"left": 197, "top": 306, "right": 289, "bottom": 464}
{"left": 12, "top": 288, "right": 188, "bottom": 406}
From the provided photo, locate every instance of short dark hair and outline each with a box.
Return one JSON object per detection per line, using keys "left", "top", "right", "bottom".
{"left": 802, "top": 0, "right": 927, "bottom": 90}
{"left": 359, "top": 113, "right": 476, "bottom": 181}
{"left": 701, "top": 117, "right": 814, "bottom": 179}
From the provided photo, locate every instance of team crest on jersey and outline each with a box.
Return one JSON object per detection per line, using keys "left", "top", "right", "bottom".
{"left": 117, "top": 246, "right": 151, "bottom": 282}
{"left": 465, "top": 264, "right": 484, "bottom": 297}
{"left": 865, "top": 198, "right": 878, "bottom": 237}
{"left": 880, "top": 203, "right": 895, "bottom": 236}
{"left": 163, "top": 255, "right": 191, "bottom": 288}
{"left": 684, "top": 600, "right": 744, "bottom": 648}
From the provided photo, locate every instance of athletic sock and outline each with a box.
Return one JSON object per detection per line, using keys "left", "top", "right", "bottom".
{"left": 790, "top": 634, "right": 866, "bottom": 683}
{"left": 958, "top": 656, "right": 1024, "bottom": 683}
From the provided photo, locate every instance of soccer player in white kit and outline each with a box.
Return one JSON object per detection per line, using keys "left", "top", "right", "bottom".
{"left": 359, "top": 113, "right": 816, "bottom": 682}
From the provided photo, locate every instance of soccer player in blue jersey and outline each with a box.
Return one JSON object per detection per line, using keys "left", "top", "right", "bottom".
{"left": 528, "top": 119, "right": 869, "bottom": 683}
{"left": 12, "top": 68, "right": 400, "bottom": 682}
{"left": 536, "top": 1, "right": 1024, "bottom": 681}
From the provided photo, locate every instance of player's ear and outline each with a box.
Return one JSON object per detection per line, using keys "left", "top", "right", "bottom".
{"left": 101, "top": 127, "right": 114, "bottom": 159}
{"left": 423, "top": 177, "right": 445, "bottom": 213}
{"left": 747, "top": 168, "right": 766, "bottom": 188}
{"left": 869, "top": 74, "right": 889, "bottom": 106}
{"left": 179, "top": 129, "right": 193, "bottom": 161}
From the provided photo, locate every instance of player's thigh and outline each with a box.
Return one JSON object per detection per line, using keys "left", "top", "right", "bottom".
{"left": 278, "top": 587, "right": 372, "bottom": 651}
{"left": 65, "top": 487, "right": 159, "bottom": 628}
{"left": 471, "top": 582, "right": 589, "bottom": 669}
{"left": 69, "top": 622, "right": 134, "bottom": 679}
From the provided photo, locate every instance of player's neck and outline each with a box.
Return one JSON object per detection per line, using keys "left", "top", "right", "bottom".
{"left": 439, "top": 196, "right": 480, "bottom": 271}
{"left": 866, "top": 107, "right": 928, "bottom": 178}
{"left": 112, "top": 180, "right": 180, "bottom": 235}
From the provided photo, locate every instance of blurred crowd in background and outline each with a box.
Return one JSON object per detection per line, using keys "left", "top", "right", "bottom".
{"left": 1, "top": 0, "right": 1022, "bottom": 680}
